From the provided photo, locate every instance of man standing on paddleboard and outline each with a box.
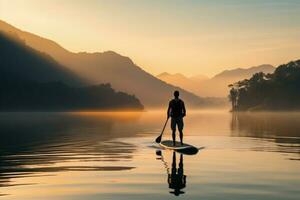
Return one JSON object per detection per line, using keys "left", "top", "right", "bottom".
{"left": 167, "top": 91, "right": 186, "bottom": 146}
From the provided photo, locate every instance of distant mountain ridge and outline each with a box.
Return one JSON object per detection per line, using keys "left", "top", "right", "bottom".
{"left": 157, "top": 64, "right": 275, "bottom": 97}
{"left": 157, "top": 72, "right": 201, "bottom": 96}
{"left": 213, "top": 64, "right": 275, "bottom": 79}
{"left": 0, "top": 20, "right": 207, "bottom": 108}
{"left": 157, "top": 72, "right": 194, "bottom": 87}
{"left": 202, "top": 64, "right": 275, "bottom": 97}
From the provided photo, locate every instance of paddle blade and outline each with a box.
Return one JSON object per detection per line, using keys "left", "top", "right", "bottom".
{"left": 155, "top": 134, "right": 162, "bottom": 143}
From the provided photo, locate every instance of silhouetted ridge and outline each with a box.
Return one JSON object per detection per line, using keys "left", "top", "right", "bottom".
{"left": 0, "top": 20, "right": 69, "bottom": 58}
{"left": 0, "top": 31, "right": 143, "bottom": 111}
{"left": 157, "top": 65, "right": 275, "bottom": 98}
{"left": 158, "top": 72, "right": 171, "bottom": 77}
{"left": 0, "top": 32, "right": 84, "bottom": 86}
{"left": 214, "top": 64, "right": 275, "bottom": 79}
{"left": 0, "top": 19, "right": 207, "bottom": 108}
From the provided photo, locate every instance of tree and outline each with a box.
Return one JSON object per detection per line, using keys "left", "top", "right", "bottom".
{"left": 228, "top": 84, "right": 238, "bottom": 111}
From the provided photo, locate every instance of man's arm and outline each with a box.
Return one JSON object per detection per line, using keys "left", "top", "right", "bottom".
{"left": 167, "top": 101, "right": 171, "bottom": 118}
{"left": 182, "top": 101, "right": 186, "bottom": 117}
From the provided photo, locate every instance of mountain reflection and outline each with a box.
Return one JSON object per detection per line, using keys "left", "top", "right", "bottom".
{"left": 231, "top": 112, "right": 300, "bottom": 157}
{"left": 0, "top": 112, "right": 142, "bottom": 189}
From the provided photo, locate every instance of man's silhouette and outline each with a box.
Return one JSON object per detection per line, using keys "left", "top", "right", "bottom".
{"left": 168, "top": 152, "right": 186, "bottom": 196}
{"left": 167, "top": 90, "right": 186, "bottom": 146}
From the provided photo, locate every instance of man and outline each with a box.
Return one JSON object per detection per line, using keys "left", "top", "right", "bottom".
{"left": 167, "top": 91, "right": 186, "bottom": 146}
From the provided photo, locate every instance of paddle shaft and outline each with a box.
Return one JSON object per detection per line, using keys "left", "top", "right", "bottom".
{"left": 161, "top": 117, "right": 169, "bottom": 136}
{"left": 155, "top": 117, "right": 169, "bottom": 143}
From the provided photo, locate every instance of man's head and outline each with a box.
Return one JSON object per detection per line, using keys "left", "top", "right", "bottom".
{"left": 174, "top": 90, "right": 179, "bottom": 98}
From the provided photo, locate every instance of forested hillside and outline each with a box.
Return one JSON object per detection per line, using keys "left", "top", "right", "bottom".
{"left": 229, "top": 60, "right": 300, "bottom": 111}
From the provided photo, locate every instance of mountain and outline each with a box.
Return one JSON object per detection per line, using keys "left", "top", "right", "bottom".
{"left": 157, "top": 72, "right": 208, "bottom": 95}
{"left": 157, "top": 72, "right": 199, "bottom": 94}
{"left": 200, "top": 64, "right": 275, "bottom": 97}
{"left": 0, "top": 20, "right": 205, "bottom": 108}
{"left": 0, "top": 31, "right": 83, "bottom": 85}
{"left": 0, "top": 31, "right": 143, "bottom": 111}
{"left": 213, "top": 64, "right": 275, "bottom": 80}
{"left": 157, "top": 65, "right": 275, "bottom": 97}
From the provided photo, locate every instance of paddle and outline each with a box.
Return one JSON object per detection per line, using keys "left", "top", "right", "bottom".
{"left": 155, "top": 117, "right": 169, "bottom": 143}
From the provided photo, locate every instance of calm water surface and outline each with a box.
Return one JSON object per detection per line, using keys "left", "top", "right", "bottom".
{"left": 0, "top": 111, "right": 299, "bottom": 199}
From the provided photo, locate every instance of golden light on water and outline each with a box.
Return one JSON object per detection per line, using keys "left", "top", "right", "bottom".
{"left": 0, "top": 111, "right": 299, "bottom": 199}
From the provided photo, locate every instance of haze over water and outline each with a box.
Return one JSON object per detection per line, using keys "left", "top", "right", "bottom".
{"left": 0, "top": 110, "right": 299, "bottom": 199}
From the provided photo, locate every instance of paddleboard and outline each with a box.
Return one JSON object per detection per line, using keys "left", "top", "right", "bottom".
{"left": 159, "top": 140, "right": 200, "bottom": 155}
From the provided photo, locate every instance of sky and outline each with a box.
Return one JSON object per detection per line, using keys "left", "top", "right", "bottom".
{"left": 0, "top": 0, "right": 300, "bottom": 77}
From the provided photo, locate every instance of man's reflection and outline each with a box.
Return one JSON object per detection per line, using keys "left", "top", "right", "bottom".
{"left": 168, "top": 152, "right": 186, "bottom": 196}
{"left": 156, "top": 150, "right": 187, "bottom": 196}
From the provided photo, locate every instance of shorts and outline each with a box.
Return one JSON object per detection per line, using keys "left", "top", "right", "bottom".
{"left": 171, "top": 117, "right": 184, "bottom": 131}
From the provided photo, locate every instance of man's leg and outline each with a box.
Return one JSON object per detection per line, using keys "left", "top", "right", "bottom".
{"left": 171, "top": 118, "right": 176, "bottom": 146}
{"left": 172, "top": 130, "right": 176, "bottom": 146}
{"left": 179, "top": 130, "right": 183, "bottom": 145}
{"left": 178, "top": 118, "right": 184, "bottom": 145}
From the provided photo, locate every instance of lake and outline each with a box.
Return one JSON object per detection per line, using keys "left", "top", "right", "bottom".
{"left": 0, "top": 111, "right": 299, "bottom": 200}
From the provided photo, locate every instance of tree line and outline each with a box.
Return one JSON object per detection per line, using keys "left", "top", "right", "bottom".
{"left": 228, "top": 60, "right": 300, "bottom": 111}
{"left": 0, "top": 81, "right": 143, "bottom": 111}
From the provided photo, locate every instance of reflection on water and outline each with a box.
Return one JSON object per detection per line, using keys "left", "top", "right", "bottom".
{"left": 0, "top": 111, "right": 299, "bottom": 199}
{"left": 231, "top": 112, "right": 300, "bottom": 138}
{"left": 0, "top": 112, "right": 142, "bottom": 194}
{"left": 231, "top": 112, "right": 300, "bottom": 159}
{"left": 156, "top": 151, "right": 187, "bottom": 196}
{"left": 168, "top": 152, "right": 186, "bottom": 196}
